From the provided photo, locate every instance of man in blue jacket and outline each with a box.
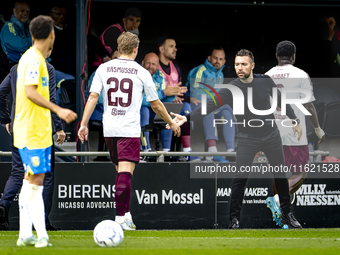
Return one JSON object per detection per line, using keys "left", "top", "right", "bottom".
{"left": 0, "top": 1, "right": 32, "bottom": 65}
{"left": 140, "top": 52, "right": 186, "bottom": 159}
{"left": 0, "top": 54, "right": 65, "bottom": 231}
{"left": 187, "top": 47, "right": 235, "bottom": 162}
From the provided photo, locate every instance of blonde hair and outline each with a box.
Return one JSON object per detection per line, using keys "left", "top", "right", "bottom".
{"left": 117, "top": 32, "right": 140, "bottom": 55}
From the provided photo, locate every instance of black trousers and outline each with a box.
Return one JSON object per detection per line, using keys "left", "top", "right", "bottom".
{"left": 229, "top": 128, "right": 291, "bottom": 221}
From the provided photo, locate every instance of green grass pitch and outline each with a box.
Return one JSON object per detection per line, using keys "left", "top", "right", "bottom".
{"left": 1, "top": 229, "right": 340, "bottom": 255}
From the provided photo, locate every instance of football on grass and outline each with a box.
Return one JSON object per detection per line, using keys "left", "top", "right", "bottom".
{"left": 93, "top": 220, "right": 124, "bottom": 247}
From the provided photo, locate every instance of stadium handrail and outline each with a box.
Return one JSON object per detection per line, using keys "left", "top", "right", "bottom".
{"left": 0, "top": 150, "right": 330, "bottom": 162}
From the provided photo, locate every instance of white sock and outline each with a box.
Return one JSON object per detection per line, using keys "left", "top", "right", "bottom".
{"left": 27, "top": 184, "right": 48, "bottom": 240}
{"left": 18, "top": 180, "right": 33, "bottom": 239}
{"left": 162, "top": 148, "right": 170, "bottom": 152}
{"left": 115, "top": 214, "right": 125, "bottom": 223}
{"left": 183, "top": 147, "right": 191, "bottom": 152}
{"left": 274, "top": 194, "right": 280, "bottom": 206}
{"left": 208, "top": 146, "right": 218, "bottom": 153}
{"left": 125, "top": 211, "right": 132, "bottom": 220}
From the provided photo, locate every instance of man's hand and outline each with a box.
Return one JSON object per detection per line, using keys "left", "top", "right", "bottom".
{"left": 168, "top": 120, "right": 181, "bottom": 137}
{"left": 56, "top": 108, "right": 77, "bottom": 124}
{"left": 5, "top": 122, "right": 11, "bottom": 135}
{"left": 173, "top": 96, "right": 184, "bottom": 104}
{"left": 315, "top": 126, "right": 326, "bottom": 144}
{"left": 293, "top": 124, "right": 303, "bottom": 141}
{"left": 164, "top": 82, "right": 188, "bottom": 97}
{"left": 56, "top": 130, "right": 66, "bottom": 145}
{"left": 190, "top": 97, "right": 201, "bottom": 106}
{"left": 78, "top": 126, "right": 88, "bottom": 144}
{"left": 166, "top": 112, "right": 188, "bottom": 129}
{"left": 179, "top": 85, "right": 188, "bottom": 94}
{"left": 164, "top": 85, "right": 182, "bottom": 96}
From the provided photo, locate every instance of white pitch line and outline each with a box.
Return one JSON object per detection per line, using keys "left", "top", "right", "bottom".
{"left": 121, "top": 237, "right": 339, "bottom": 240}
{"left": 0, "top": 234, "right": 339, "bottom": 241}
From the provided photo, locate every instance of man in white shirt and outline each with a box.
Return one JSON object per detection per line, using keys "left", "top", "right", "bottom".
{"left": 265, "top": 40, "right": 325, "bottom": 227}
{"left": 78, "top": 32, "right": 180, "bottom": 230}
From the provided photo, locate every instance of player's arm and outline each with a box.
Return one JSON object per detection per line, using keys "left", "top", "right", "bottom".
{"left": 78, "top": 67, "right": 103, "bottom": 143}
{"left": 80, "top": 92, "right": 99, "bottom": 127}
{"left": 303, "top": 102, "right": 325, "bottom": 143}
{"left": 149, "top": 99, "right": 180, "bottom": 137}
{"left": 149, "top": 99, "right": 172, "bottom": 123}
{"left": 78, "top": 92, "right": 99, "bottom": 143}
{"left": 303, "top": 102, "right": 320, "bottom": 128}
{"left": 25, "top": 85, "right": 77, "bottom": 123}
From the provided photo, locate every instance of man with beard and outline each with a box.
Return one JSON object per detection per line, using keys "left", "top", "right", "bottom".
{"left": 187, "top": 47, "right": 235, "bottom": 162}
{"left": 169, "top": 49, "right": 303, "bottom": 229}
{"left": 158, "top": 36, "right": 199, "bottom": 161}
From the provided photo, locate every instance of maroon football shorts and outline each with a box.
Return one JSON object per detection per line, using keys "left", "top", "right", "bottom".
{"left": 283, "top": 145, "right": 309, "bottom": 173}
{"left": 104, "top": 137, "right": 140, "bottom": 165}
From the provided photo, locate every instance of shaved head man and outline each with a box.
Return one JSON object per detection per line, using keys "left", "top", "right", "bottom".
{"left": 13, "top": 1, "right": 30, "bottom": 23}
{"left": 142, "top": 52, "right": 159, "bottom": 75}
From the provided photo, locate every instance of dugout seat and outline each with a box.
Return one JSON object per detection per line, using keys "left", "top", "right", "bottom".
{"left": 313, "top": 86, "right": 340, "bottom": 104}
{"left": 141, "top": 121, "right": 165, "bottom": 152}
{"left": 321, "top": 101, "right": 340, "bottom": 139}
{"left": 142, "top": 103, "right": 183, "bottom": 152}
{"left": 312, "top": 86, "right": 340, "bottom": 139}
